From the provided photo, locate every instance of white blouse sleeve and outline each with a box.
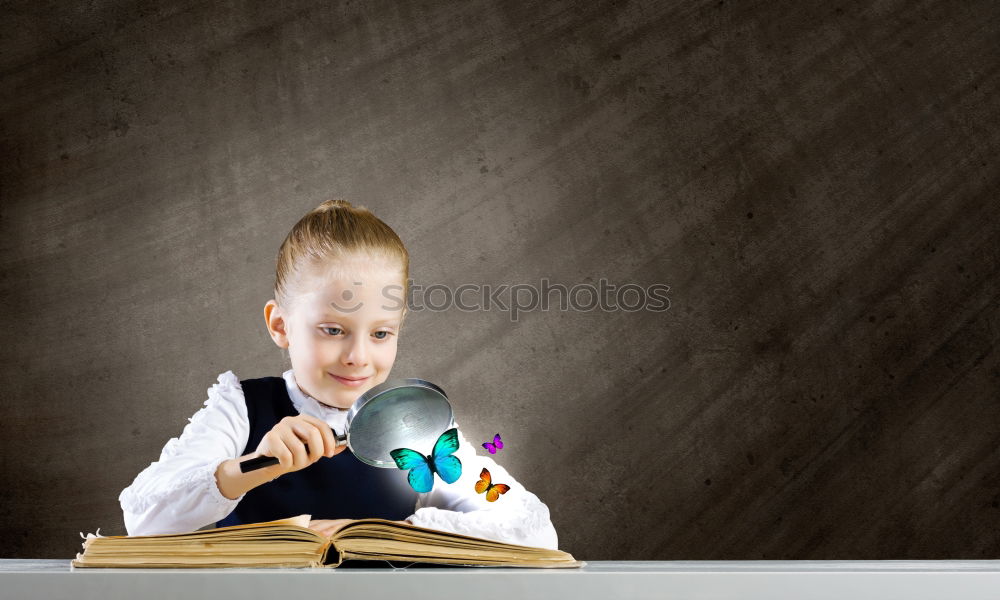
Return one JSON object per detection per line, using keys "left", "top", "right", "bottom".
{"left": 118, "top": 371, "right": 250, "bottom": 536}
{"left": 404, "top": 426, "right": 560, "bottom": 550}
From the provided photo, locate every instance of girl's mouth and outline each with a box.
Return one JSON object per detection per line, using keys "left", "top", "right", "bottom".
{"left": 329, "top": 373, "right": 370, "bottom": 387}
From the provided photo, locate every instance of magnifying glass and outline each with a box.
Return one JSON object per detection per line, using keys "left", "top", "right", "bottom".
{"left": 240, "top": 377, "right": 454, "bottom": 472}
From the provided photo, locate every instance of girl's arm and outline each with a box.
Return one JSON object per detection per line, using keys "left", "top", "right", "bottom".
{"left": 405, "top": 426, "right": 560, "bottom": 550}
{"left": 118, "top": 371, "right": 250, "bottom": 536}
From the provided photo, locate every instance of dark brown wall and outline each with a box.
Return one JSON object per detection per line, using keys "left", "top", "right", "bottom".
{"left": 1, "top": 0, "right": 998, "bottom": 560}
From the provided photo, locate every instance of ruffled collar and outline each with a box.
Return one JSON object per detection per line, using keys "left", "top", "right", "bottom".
{"left": 282, "top": 369, "right": 350, "bottom": 431}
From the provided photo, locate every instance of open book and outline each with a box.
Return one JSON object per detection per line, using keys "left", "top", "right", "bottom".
{"left": 71, "top": 515, "right": 582, "bottom": 568}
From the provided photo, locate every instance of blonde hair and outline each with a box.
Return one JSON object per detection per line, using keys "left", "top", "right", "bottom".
{"left": 274, "top": 199, "right": 409, "bottom": 311}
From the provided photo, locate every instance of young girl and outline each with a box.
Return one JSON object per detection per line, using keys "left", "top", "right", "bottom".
{"left": 119, "top": 199, "right": 559, "bottom": 549}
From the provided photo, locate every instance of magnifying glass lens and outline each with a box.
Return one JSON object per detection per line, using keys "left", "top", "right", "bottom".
{"left": 349, "top": 384, "right": 454, "bottom": 467}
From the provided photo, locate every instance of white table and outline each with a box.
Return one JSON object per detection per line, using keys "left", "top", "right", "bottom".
{"left": 3, "top": 559, "right": 1000, "bottom": 600}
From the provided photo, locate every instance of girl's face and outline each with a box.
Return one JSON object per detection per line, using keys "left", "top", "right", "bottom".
{"left": 265, "top": 259, "right": 407, "bottom": 409}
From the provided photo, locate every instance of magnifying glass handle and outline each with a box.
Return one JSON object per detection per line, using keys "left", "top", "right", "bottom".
{"left": 239, "top": 428, "right": 348, "bottom": 473}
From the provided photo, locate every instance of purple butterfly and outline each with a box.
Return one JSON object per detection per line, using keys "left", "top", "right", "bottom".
{"left": 482, "top": 433, "right": 503, "bottom": 454}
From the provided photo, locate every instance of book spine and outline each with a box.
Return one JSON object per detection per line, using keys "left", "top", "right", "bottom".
{"left": 322, "top": 541, "right": 344, "bottom": 567}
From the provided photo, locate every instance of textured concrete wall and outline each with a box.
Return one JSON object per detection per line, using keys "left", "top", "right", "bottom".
{"left": 1, "top": 0, "right": 998, "bottom": 560}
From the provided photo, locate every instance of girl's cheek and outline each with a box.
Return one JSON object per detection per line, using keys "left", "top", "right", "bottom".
{"left": 380, "top": 345, "right": 399, "bottom": 365}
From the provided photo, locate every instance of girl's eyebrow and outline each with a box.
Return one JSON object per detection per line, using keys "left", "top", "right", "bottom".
{"left": 320, "top": 315, "right": 400, "bottom": 326}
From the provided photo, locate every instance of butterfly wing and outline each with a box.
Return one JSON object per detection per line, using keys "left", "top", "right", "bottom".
{"left": 429, "top": 428, "right": 462, "bottom": 484}
{"left": 390, "top": 448, "right": 435, "bottom": 493}
{"left": 482, "top": 441, "right": 497, "bottom": 454}
{"left": 474, "top": 468, "right": 492, "bottom": 494}
{"left": 493, "top": 433, "right": 503, "bottom": 451}
{"left": 390, "top": 447, "right": 426, "bottom": 471}
{"left": 434, "top": 455, "right": 462, "bottom": 484}
{"left": 432, "top": 428, "right": 460, "bottom": 456}
{"left": 485, "top": 483, "right": 511, "bottom": 502}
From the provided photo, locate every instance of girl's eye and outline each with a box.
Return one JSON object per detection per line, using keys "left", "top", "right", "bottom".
{"left": 321, "top": 327, "right": 393, "bottom": 340}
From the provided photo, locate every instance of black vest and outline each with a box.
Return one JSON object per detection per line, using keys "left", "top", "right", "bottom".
{"left": 217, "top": 376, "right": 418, "bottom": 527}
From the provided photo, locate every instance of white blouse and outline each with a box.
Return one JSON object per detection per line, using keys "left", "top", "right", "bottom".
{"left": 119, "top": 370, "right": 559, "bottom": 550}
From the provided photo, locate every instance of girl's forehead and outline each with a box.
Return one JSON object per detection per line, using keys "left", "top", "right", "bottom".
{"left": 292, "top": 264, "right": 406, "bottom": 319}
{"left": 293, "top": 289, "right": 405, "bottom": 320}
{"left": 298, "top": 265, "right": 402, "bottom": 290}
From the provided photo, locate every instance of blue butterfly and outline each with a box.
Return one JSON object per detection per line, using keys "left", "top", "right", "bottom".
{"left": 389, "top": 428, "right": 463, "bottom": 493}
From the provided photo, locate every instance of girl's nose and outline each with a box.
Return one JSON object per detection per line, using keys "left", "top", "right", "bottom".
{"left": 342, "top": 336, "right": 369, "bottom": 365}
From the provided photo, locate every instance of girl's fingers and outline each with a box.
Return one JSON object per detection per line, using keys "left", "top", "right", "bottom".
{"left": 264, "top": 434, "right": 293, "bottom": 470}
{"left": 263, "top": 416, "right": 340, "bottom": 472}
{"left": 300, "top": 415, "right": 338, "bottom": 457}
{"left": 318, "top": 423, "right": 337, "bottom": 457}
{"left": 293, "top": 422, "right": 324, "bottom": 463}
{"left": 278, "top": 429, "right": 309, "bottom": 469}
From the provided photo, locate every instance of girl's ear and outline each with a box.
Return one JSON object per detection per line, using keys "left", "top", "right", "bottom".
{"left": 264, "top": 300, "right": 290, "bottom": 349}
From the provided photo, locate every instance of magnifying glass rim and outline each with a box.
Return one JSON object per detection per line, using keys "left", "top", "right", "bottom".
{"left": 344, "top": 377, "right": 454, "bottom": 468}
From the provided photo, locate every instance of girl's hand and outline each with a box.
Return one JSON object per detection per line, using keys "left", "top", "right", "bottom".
{"left": 254, "top": 414, "right": 345, "bottom": 475}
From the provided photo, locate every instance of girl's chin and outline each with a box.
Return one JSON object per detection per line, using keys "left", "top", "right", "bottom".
{"left": 316, "top": 397, "right": 354, "bottom": 410}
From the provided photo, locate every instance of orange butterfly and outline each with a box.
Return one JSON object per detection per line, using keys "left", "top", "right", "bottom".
{"left": 474, "top": 468, "right": 510, "bottom": 502}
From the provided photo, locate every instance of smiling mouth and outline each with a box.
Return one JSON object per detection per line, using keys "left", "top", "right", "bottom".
{"left": 329, "top": 373, "right": 370, "bottom": 385}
